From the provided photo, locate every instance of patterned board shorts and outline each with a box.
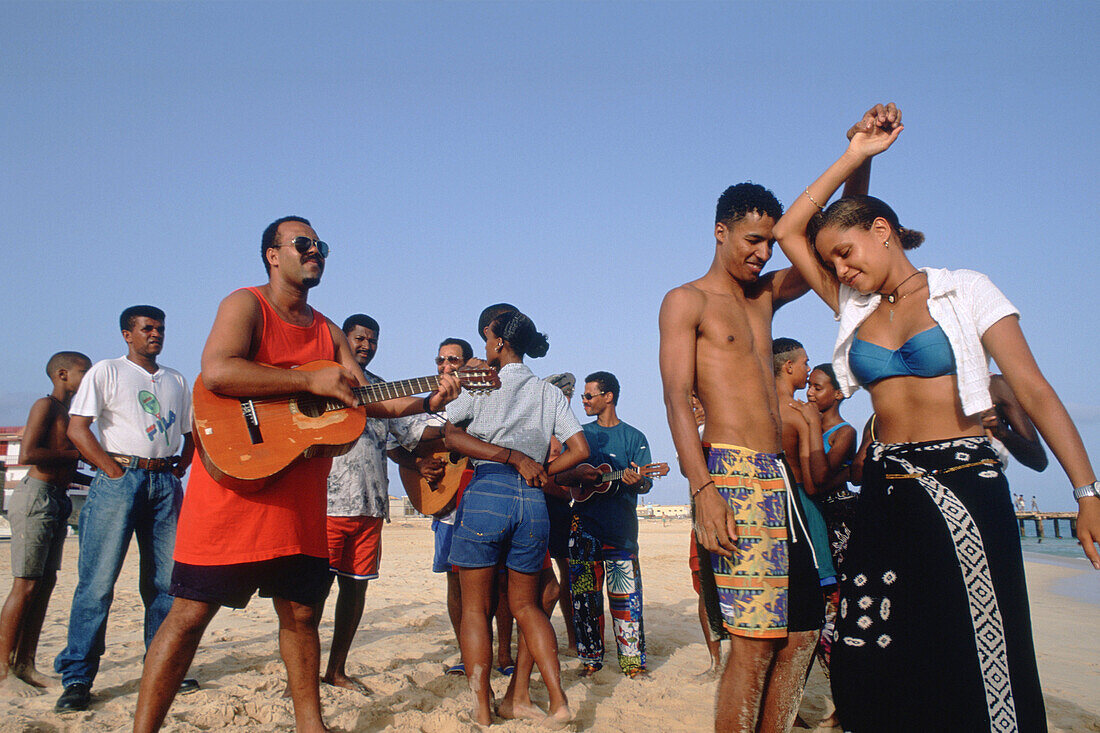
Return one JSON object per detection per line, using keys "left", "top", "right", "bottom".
{"left": 697, "top": 443, "right": 790, "bottom": 639}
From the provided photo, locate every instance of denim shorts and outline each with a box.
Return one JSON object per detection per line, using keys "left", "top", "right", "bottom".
{"left": 448, "top": 464, "right": 549, "bottom": 573}
{"left": 431, "top": 518, "right": 456, "bottom": 573}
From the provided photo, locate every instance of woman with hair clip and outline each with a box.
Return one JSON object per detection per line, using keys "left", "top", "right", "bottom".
{"left": 771, "top": 104, "right": 1100, "bottom": 732}
{"left": 441, "top": 309, "right": 588, "bottom": 728}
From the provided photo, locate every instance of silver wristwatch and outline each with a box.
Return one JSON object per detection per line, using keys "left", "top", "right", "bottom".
{"left": 1072, "top": 480, "right": 1100, "bottom": 502}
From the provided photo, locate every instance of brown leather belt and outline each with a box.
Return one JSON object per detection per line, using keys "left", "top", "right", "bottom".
{"left": 108, "top": 453, "right": 178, "bottom": 472}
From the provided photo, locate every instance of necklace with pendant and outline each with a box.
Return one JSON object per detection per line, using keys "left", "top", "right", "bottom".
{"left": 879, "top": 271, "right": 926, "bottom": 322}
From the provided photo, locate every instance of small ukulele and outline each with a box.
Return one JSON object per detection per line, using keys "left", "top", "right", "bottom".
{"left": 570, "top": 461, "right": 670, "bottom": 503}
{"left": 192, "top": 360, "right": 499, "bottom": 490}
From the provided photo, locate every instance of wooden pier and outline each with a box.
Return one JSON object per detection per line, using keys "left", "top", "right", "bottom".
{"left": 1014, "top": 512, "right": 1077, "bottom": 539}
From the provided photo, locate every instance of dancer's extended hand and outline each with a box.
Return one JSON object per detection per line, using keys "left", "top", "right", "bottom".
{"left": 1078, "top": 496, "right": 1100, "bottom": 569}
{"left": 846, "top": 102, "right": 904, "bottom": 160}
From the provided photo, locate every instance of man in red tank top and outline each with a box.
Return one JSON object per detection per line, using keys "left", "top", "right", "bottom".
{"left": 133, "top": 216, "right": 459, "bottom": 733}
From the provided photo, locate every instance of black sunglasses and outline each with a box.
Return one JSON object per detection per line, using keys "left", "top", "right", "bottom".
{"left": 280, "top": 236, "right": 330, "bottom": 258}
{"left": 581, "top": 391, "right": 608, "bottom": 401}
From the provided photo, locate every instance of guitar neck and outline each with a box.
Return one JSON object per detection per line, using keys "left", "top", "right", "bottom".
{"left": 600, "top": 468, "right": 629, "bottom": 483}
{"left": 353, "top": 375, "right": 441, "bottom": 405}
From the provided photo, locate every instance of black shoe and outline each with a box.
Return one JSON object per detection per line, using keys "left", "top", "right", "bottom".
{"left": 56, "top": 682, "right": 91, "bottom": 712}
{"left": 179, "top": 678, "right": 200, "bottom": 695}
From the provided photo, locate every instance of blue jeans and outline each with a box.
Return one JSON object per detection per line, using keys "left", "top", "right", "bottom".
{"left": 448, "top": 464, "right": 549, "bottom": 573}
{"left": 54, "top": 466, "right": 182, "bottom": 687}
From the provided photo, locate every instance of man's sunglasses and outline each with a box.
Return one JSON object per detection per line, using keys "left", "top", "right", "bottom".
{"left": 435, "top": 355, "right": 465, "bottom": 366}
{"left": 581, "top": 391, "right": 608, "bottom": 401}
{"left": 279, "top": 236, "right": 330, "bottom": 258}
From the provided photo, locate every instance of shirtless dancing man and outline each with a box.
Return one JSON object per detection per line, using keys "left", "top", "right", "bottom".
{"left": 659, "top": 184, "right": 823, "bottom": 732}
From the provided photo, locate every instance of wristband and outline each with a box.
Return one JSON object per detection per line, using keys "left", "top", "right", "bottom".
{"left": 690, "top": 480, "right": 715, "bottom": 499}
{"left": 505, "top": 449, "right": 513, "bottom": 466}
{"left": 422, "top": 394, "right": 436, "bottom": 415}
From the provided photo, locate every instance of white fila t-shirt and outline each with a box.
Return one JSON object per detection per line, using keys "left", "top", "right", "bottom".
{"left": 70, "top": 356, "right": 192, "bottom": 458}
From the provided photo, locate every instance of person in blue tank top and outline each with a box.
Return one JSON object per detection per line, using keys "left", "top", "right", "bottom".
{"left": 771, "top": 340, "right": 837, "bottom": 593}
{"left": 560, "top": 371, "right": 656, "bottom": 678}
{"left": 805, "top": 362, "right": 859, "bottom": 730}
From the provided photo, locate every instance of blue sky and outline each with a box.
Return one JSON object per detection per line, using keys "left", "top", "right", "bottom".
{"left": 3, "top": 1, "right": 1097, "bottom": 510}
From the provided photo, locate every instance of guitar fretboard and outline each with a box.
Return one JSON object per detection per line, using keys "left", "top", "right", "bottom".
{"left": 354, "top": 376, "right": 441, "bottom": 404}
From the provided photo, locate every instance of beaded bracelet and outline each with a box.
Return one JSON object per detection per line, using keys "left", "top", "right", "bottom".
{"left": 690, "top": 479, "right": 715, "bottom": 498}
{"left": 804, "top": 188, "right": 825, "bottom": 211}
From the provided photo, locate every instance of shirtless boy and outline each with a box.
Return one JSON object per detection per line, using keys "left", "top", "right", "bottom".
{"left": 659, "top": 184, "right": 823, "bottom": 731}
{"left": 0, "top": 352, "right": 90, "bottom": 697}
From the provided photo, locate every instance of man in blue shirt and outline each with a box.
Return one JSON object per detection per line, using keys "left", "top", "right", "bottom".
{"left": 566, "top": 371, "right": 653, "bottom": 677}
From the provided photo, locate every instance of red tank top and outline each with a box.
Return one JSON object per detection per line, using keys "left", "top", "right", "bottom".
{"left": 175, "top": 287, "right": 336, "bottom": 565}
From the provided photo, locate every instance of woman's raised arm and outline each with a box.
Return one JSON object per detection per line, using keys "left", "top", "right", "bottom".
{"left": 773, "top": 104, "right": 903, "bottom": 313}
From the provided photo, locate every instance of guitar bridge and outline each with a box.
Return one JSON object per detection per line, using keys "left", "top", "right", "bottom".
{"left": 240, "top": 399, "right": 264, "bottom": 445}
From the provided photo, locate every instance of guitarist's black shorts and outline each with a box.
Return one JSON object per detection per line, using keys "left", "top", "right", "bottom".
{"left": 170, "top": 554, "right": 331, "bottom": 609}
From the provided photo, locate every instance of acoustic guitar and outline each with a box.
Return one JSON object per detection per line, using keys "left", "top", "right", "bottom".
{"left": 570, "top": 461, "right": 670, "bottom": 503}
{"left": 399, "top": 450, "right": 471, "bottom": 517}
{"left": 192, "top": 360, "right": 499, "bottom": 490}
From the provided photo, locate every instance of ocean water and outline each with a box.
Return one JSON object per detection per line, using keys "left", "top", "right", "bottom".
{"left": 1016, "top": 519, "right": 1088, "bottom": 560}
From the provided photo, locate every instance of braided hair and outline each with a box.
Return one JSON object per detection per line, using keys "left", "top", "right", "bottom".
{"left": 489, "top": 311, "right": 549, "bottom": 359}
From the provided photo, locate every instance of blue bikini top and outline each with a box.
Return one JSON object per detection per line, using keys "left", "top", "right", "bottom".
{"left": 849, "top": 325, "right": 957, "bottom": 385}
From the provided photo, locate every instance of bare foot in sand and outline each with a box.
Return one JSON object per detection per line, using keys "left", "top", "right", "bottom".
{"left": 321, "top": 672, "right": 371, "bottom": 695}
{"left": 458, "top": 705, "right": 493, "bottom": 728}
{"left": 497, "top": 696, "right": 545, "bottom": 722}
{"left": 10, "top": 660, "right": 51, "bottom": 686}
{"left": 11, "top": 663, "right": 53, "bottom": 688}
{"left": 543, "top": 703, "right": 573, "bottom": 730}
{"left": 0, "top": 672, "right": 43, "bottom": 698}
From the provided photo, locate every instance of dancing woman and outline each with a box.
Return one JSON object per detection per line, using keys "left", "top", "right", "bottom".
{"left": 771, "top": 105, "right": 1100, "bottom": 732}
{"left": 441, "top": 310, "right": 589, "bottom": 727}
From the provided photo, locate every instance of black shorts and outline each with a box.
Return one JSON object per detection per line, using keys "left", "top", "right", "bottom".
{"left": 170, "top": 554, "right": 332, "bottom": 609}
{"left": 786, "top": 476, "right": 826, "bottom": 633}
{"left": 545, "top": 495, "right": 572, "bottom": 560}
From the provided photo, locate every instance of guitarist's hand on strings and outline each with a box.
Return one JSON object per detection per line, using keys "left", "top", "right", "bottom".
{"left": 307, "top": 364, "right": 360, "bottom": 407}
{"left": 427, "top": 373, "right": 462, "bottom": 413}
{"left": 621, "top": 463, "right": 643, "bottom": 486}
{"left": 416, "top": 455, "right": 446, "bottom": 484}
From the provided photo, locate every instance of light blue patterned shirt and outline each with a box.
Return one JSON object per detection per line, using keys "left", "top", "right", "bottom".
{"left": 445, "top": 362, "right": 583, "bottom": 465}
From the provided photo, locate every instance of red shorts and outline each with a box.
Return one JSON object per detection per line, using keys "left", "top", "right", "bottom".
{"left": 327, "top": 515, "right": 383, "bottom": 580}
{"left": 689, "top": 530, "right": 701, "bottom": 595}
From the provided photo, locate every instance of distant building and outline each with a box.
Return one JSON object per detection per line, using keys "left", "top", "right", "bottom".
{"left": 2, "top": 425, "right": 27, "bottom": 494}
{"left": 639, "top": 503, "right": 690, "bottom": 519}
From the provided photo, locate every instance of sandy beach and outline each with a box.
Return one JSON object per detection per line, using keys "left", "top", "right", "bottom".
{"left": 1, "top": 519, "right": 1097, "bottom": 732}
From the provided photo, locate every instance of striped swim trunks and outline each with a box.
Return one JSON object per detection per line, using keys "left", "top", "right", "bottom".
{"left": 696, "top": 442, "right": 789, "bottom": 639}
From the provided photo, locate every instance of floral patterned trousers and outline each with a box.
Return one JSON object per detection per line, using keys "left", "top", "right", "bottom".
{"left": 568, "top": 515, "right": 645, "bottom": 673}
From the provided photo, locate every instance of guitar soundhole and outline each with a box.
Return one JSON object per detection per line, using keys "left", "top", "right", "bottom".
{"left": 296, "top": 397, "right": 326, "bottom": 419}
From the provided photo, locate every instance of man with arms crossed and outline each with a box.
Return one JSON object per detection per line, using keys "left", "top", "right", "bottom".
{"left": 322, "top": 313, "right": 426, "bottom": 692}
{"left": 659, "top": 185, "right": 823, "bottom": 731}
{"left": 55, "top": 306, "right": 194, "bottom": 712}
{"left": 132, "top": 217, "right": 458, "bottom": 733}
